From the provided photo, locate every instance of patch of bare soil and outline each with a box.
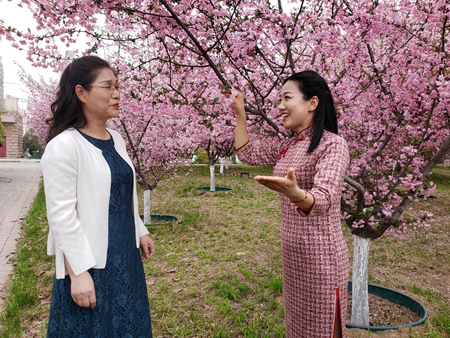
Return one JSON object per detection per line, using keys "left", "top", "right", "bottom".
{"left": 345, "top": 291, "right": 430, "bottom": 338}
{"left": 346, "top": 293, "right": 420, "bottom": 327}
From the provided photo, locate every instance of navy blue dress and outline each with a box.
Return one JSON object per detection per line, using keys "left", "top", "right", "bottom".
{"left": 47, "top": 131, "right": 152, "bottom": 338}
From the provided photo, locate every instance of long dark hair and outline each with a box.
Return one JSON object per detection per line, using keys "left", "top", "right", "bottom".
{"left": 283, "top": 70, "right": 338, "bottom": 153}
{"left": 46, "top": 55, "right": 116, "bottom": 143}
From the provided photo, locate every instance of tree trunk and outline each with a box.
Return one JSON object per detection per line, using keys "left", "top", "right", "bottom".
{"left": 220, "top": 161, "right": 224, "bottom": 174}
{"left": 143, "top": 189, "right": 151, "bottom": 225}
{"left": 351, "top": 235, "right": 371, "bottom": 326}
{"left": 209, "top": 165, "right": 216, "bottom": 192}
{"left": 225, "top": 156, "right": 231, "bottom": 169}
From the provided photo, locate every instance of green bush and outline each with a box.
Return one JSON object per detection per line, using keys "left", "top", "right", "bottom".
{"left": 0, "top": 115, "right": 5, "bottom": 147}
{"left": 194, "top": 150, "right": 209, "bottom": 164}
{"left": 23, "top": 129, "right": 42, "bottom": 154}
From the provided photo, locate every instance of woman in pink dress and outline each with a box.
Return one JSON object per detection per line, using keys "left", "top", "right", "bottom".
{"left": 232, "top": 71, "right": 350, "bottom": 338}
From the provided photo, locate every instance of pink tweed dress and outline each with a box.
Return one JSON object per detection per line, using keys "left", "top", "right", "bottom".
{"left": 237, "top": 127, "right": 350, "bottom": 338}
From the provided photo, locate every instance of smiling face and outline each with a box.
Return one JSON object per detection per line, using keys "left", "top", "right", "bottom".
{"left": 75, "top": 67, "right": 120, "bottom": 125}
{"left": 279, "top": 80, "right": 318, "bottom": 134}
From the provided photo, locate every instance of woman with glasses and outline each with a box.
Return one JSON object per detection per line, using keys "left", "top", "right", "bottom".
{"left": 41, "top": 55, "right": 154, "bottom": 337}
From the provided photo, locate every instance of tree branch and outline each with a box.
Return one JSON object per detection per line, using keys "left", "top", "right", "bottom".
{"left": 344, "top": 175, "right": 365, "bottom": 212}
{"left": 158, "top": 0, "right": 228, "bottom": 85}
{"left": 442, "top": 13, "right": 448, "bottom": 53}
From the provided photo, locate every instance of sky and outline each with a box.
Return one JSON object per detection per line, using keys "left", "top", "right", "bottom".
{"left": 0, "top": 0, "right": 86, "bottom": 109}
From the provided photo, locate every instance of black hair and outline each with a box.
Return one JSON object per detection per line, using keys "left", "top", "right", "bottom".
{"left": 46, "top": 55, "right": 116, "bottom": 143}
{"left": 282, "top": 70, "right": 338, "bottom": 153}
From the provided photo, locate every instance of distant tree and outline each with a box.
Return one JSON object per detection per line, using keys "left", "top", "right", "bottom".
{"left": 18, "top": 71, "right": 57, "bottom": 146}
{"left": 23, "top": 128, "right": 42, "bottom": 154}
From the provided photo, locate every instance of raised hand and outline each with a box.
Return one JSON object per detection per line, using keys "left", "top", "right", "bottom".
{"left": 231, "top": 91, "right": 246, "bottom": 118}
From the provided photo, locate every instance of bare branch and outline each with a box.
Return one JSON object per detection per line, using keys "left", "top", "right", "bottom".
{"left": 158, "top": 0, "right": 228, "bottom": 85}
{"left": 344, "top": 175, "right": 365, "bottom": 212}
{"left": 442, "top": 13, "right": 448, "bottom": 53}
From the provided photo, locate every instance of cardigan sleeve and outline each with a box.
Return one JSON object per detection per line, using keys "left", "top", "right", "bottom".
{"left": 41, "top": 136, "right": 97, "bottom": 276}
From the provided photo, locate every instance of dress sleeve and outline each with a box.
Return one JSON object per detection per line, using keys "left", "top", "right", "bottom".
{"left": 301, "top": 136, "right": 350, "bottom": 217}
{"left": 235, "top": 139, "right": 281, "bottom": 167}
{"left": 41, "top": 137, "right": 97, "bottom": 276}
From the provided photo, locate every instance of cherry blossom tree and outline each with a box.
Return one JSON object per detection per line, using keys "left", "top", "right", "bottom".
{"left": 326, "top": 1, "right": 450, "bottom": 325}
{"left": 111, "top": 75, "right": 203, "bottom": 223}
{"left": 197, "top": 129, "right": 235, "bottom": 191}
{"left": 18, "top": 71, "right": 57, "bottom": 145}
{"left": 193, "top": 91, "right": 237, "bottom": 191}
{"left": 3, "top": 0, "right": 450, "bottom": 327}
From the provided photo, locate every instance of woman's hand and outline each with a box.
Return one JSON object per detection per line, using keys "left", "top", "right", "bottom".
{"left": 70, "top": 271, "right": 96, "bottom": 308}
{"left": 140, "top": 235, "right": 155, "bottom": 260}
{"left": 231, "top": 91, "right": 246, "bottom": 118}
{"left": 254, "top": 167, "right": 304, "bottom": 201}
{"left": 229, "top": 90, "right": 249, "bottom": 149}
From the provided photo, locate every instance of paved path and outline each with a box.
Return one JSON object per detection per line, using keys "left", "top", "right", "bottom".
{"left": 0, "top": 159, "right": 42, "bottom": 310}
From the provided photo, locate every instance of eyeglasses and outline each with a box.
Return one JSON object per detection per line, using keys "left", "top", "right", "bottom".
{"left": 83, "top": 84, "right": 120, "bottom": 92}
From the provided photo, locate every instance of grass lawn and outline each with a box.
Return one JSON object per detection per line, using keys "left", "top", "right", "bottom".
{"left": 0, "top": 164, "right": 449, "bottom": 337}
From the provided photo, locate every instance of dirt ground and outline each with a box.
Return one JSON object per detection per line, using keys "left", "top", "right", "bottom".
{"left": 345, "top": 293, "right": 421, "bottom": 337}
{"left": 347, "top": 293, "right": 421, "bottom": 327}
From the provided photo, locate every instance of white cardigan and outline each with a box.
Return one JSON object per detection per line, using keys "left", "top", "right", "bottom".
{"left": 41, "top": 128, "right": 148, "bottom": 279}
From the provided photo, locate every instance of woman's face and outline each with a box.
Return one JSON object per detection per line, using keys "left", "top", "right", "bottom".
{"left": 278, "top": 80, "right": 317, "bottom": 134}
{"left": 77, "top": 68, "right": 120, "bottom": 124}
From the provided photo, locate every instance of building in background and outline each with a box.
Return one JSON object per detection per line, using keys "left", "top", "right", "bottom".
{"left": 5, "top": 96, "right": 19, "bottom": 112}
{"left": 0, "top": 56, "right": 4, "bottom": 112}
{"left": 0, "top": 56, "right": 25, "bottom": 158}
{"left": 0, "top": 55, "right": 5, "bottom": 154}
{"left": 0, "top": 95, "right": 23, "bottom": 158}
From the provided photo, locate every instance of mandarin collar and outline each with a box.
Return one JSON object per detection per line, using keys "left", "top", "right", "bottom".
{"left": 294, "top": 125, "right": 313, "bottom": 140}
